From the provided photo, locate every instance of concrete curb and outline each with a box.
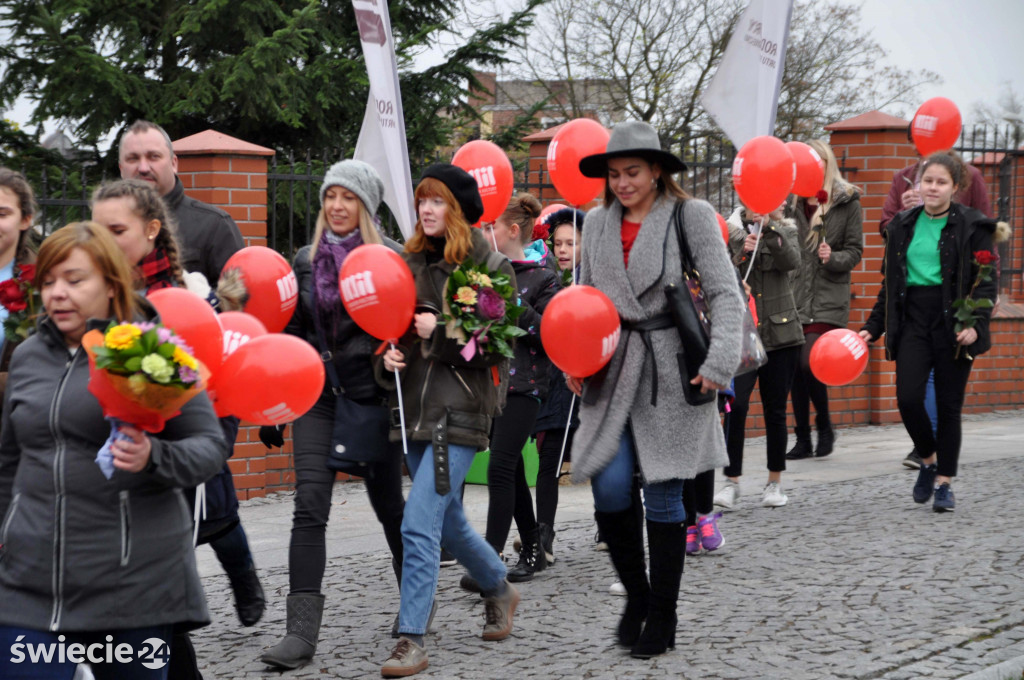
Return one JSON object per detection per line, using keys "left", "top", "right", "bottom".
{"left": 958, "top": 656, "right": 1024, "bottom": 680}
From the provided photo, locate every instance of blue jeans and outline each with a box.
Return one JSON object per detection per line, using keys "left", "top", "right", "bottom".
{"left": 590, "top": 429, "right": 686, "bottom": 524}
{"left": 925, "top": 369, "right": 938, "bottom": 434}
{"left": 398, "top": 442, "right": 507, "bottom": 635}
{"left": 0, "top": 625, "right": 172, "bottom": 679}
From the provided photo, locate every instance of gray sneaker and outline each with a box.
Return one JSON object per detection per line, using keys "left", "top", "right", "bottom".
{"left": 482, "top": 580, "right": 520, "bottom": 641}
{"left": 381, "top": 637, "right": 428, "bottom": 677}
{"left": 903, "top": 449, "right": 924, "bottom": 469}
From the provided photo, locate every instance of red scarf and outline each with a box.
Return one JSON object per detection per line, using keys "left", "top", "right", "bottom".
{"left": 138, "top": 247, "right": 175, "bottom": 294}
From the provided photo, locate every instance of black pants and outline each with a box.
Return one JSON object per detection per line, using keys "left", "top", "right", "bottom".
{"left": 791, "top": 329, "right": 837, "bottom": 432}
{"left": 682, "top": 470, "right": 714, "bottom": 528}
{"left": 725, "top": 346, "right": 801, "bottom": 477}
{"left": 535, "top": 426, "right": 575, "bottom": 529}
{"left": 289, "top": 395, "right": 405, "bottom": 593}
{"left": 896, "top": 286, "right": 974, "bottom": 478}
{"left": 485, "top": 394, "right": 541, "bottom": 552}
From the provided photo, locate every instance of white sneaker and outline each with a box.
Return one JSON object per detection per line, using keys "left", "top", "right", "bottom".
{"left": 713, "top": 481, "right": 740, "bottom": 509}
{"left": 761, "top": 482, "right": 788, "bottom": 507}
{"left": 609, "top": 580, "right": 626, "bottom": 596}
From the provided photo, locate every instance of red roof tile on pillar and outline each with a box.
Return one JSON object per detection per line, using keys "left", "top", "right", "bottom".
{"left": 172, "top": 130, "right": 274, "bottom": 157}
{"left": 825, "top": 110, "right": 909, "bottom": 132}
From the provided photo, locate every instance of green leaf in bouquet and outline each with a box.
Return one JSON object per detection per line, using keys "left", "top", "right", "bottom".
{"left": 452, "top": 269, "right": 469, "bottom": 286}
{"left": 124, "top": 356, "right": 143, "bottom": 373}
{"left": 972, "top": 298, "right": 994, "bottom": 309}
{"left": 491, "top": 335, "right": 514, "bottom": 359}
{"left": 503, "top": 325, "right": 527, "bottom": 338}
{"left": 156, "top": 342, "right": 177, "bottom": 359}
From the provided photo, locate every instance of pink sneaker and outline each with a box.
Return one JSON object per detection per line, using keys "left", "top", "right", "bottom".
{"left": 697, "top": 512, "right": 725, "bottom": 552}
{"left": 685, "top": 525, "right": 702, "bottom": 555}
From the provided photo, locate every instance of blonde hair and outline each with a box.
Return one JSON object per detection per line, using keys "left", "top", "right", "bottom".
{"left": 92, "top": 179, "right": 186, "bottom": 287}
{"left": 405, "top": 177, "right": 474, "bottom": 264}
{"left": 499, "top": 193, "right": 542, "bottom": 245}
{"left": 35, "top": 222, "right": 140, "bottom": 323}
{"left": 601, "top": 158, "right": 690, "bottom": 207}
{"left": 803, "top": 139, "right": 857, "bottom": 248}
{"left": 308, "top": 198, "right": 382, "bottom": 260}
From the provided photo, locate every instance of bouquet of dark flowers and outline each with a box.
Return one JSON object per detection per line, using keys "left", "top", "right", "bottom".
{"left": 952, "top": 250, "right": 996, "bottom": 359}
{"left": 441, "top": 259, "right": 526, "bottom": 360}
{"left": 0, "top": 263, "right": 40, "bottom": 343}
{"left": 83, "top": 321, "right": 210, "bottom": 478}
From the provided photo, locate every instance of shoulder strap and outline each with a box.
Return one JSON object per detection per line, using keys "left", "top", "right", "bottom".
{"left": 672, "top": 201, "right": 697, "bottom": 276}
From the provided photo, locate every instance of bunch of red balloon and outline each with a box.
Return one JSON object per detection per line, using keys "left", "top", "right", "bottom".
{"left": 148, "top": 246, "right": 326, "bottom": 426}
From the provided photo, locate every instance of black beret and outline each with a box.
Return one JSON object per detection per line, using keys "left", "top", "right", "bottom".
{"left": 419, "top": 163, "right": 485, "bottom": 225}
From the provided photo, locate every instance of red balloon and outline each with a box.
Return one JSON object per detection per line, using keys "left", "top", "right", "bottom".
{"left": 147, "top": 287, "right": 223, "bottom": 376}
{"left": 732, "top": 136, "right": 795, "bottom": 214}
{"left": 339, "top": 244, "right": 415, "bottom": 343}
{"left": 911, "top": 97, "right": 962, "bottom": 156}
{"left": 541, "top": 285, "right": 620, "bottom": 378}
{"left": 716, "top": 213, "right": 730, "bottom": 244}
{"left": 214, "top": 334, "right": 325, "bottom": 425}
{"left": 452, "top": 140, "right": 514, "bottom": 223}
{"left": 221, "top": 246, "right": 299, "bottom": 333}
{"left": 548, "top": 119, "right": 610, "bottom": 207}
{"left": 809, "top": 329, "right": 869, "bottom": 386}
{"left": 786, "top": 141, "right": 825, "bottom": 198}
{"left": 218, "top": 311, "right": 268, "bottom": 359}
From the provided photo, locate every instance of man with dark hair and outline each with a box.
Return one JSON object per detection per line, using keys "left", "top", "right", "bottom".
{"left": 119, "top": 120, "right": 244, "bottom": 284}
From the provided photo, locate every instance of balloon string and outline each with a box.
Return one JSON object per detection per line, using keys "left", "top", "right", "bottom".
{"left": 572, "top": 209, "right": 579, "bottom": 285}
{"left": 743, "top": 227, "right": 763, "bottom": 283}
{"left": 390, "top": 341, "right": 409, "bottom": 455}
{"left": 555, "top": 393, "right": 575, "bottom": 478}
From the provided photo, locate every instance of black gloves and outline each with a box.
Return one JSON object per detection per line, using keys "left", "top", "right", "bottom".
{"left": 259, "top": 424, "right": 285, "bottom": 449}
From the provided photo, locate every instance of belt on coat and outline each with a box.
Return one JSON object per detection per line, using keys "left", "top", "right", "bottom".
{"left": 620, "top": 312, "right": 675, "bottom": 407}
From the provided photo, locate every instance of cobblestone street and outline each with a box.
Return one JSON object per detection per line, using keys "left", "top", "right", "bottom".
{"left": 192, "top": 414, "right": 1024, "bottom": 679}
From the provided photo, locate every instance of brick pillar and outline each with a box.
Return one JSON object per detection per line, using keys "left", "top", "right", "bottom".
{"left": 172, "top": 130, "right": 277, "bottom": 499}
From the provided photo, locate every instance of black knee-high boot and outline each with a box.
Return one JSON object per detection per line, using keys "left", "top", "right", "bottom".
{"left": 631, "top": 519, "right": 683, "bottom": 658}
{"left": 594, "top": 507, "right": 649, "bottom": 646}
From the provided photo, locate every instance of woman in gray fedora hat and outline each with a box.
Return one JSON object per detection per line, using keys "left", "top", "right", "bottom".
{"left": 567, "top": 120, "right": 744, "bottom": 658}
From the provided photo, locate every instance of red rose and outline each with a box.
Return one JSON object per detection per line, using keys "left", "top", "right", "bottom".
{"left": 0, "top": 279, "right": 25, "bottom": 309}
{"left": 815, "top": 189, "right": 829, "bottom": 204}
{"left": 973, "top": 250, "right": 995, "bottom": 265}
{"left": 16, "top": 264, "right": 35, "bottom": 283}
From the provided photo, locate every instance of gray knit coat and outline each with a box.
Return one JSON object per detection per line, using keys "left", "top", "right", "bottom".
{"left": 571, "top": 196, "right": 744, "bottom": 484}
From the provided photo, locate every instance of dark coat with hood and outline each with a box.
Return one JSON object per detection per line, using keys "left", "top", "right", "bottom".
{"left": 165, "top": 177, "right": 245, "bottom": 285}
{"left": 787, "top": 181, "right": 864, "bottom": 328}
{"left": 0, "top": 314, "right": 229, "bottom": 633}
{"left": 377, "top": 229, "right": 516, "bottom": 452}
{"left": 507, "top": 244, "right": 560, "bottom": 400}
{"left": 862, "top": 203, "right": 997, "bottom": 360}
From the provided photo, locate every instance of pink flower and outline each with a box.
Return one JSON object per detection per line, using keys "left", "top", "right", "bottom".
{"left": 476, "top": 287, "right": 506, "bottom": 321}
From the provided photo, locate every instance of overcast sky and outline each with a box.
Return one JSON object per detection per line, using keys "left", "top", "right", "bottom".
{"left": 4, "top": 0, "right": 1023, "bottom": 146}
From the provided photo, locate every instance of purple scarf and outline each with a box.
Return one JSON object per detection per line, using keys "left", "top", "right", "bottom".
{"left": 313, "top": 229, "right": 363, "bottom": 336}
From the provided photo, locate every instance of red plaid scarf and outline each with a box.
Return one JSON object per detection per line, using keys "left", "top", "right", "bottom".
{"left": 138, "top": 247, "right": 175, "bottom": 294}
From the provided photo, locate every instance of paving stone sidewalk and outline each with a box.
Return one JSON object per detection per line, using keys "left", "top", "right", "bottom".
{"left": 193, "top": 419, "right": 1024, "bottom": 679}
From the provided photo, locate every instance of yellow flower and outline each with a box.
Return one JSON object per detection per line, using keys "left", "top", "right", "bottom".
{"left": 467, "top": 271, "right": 492, "bottom": 287}
{"left": 173, "top": 346, "right": 199, "bottom": 370}
{"left": 105, "top": 323, "right": 141, "bottom": 350}
{"left": 453, "top": 286, "right": 478, "bottom": 305}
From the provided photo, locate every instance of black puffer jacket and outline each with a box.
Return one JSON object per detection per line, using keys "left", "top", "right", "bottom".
{"left": 285, "top": 237, "right": 403, "bottom": 404}
{"left": 377, "top": 230, "right": 516, "bottom": 451}
{"left": 0, "top": 316, "right": 228, "bottom": 633}
{"left": 507, "top": 254, "right": 560, "bottom": 399}
{"left": 862, "top": 203, "right": 997, "bottom": 360}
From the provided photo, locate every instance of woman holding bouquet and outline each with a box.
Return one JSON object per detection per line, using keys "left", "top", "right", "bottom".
{"left": 567, "top": 121, "right": 744, "bottom": 659}
{"left": 258, "top": 160, "right": 407, "bottom": 670}
{"left": 0, "top": 168, "right": 38, "bottom": 410}
{"left": 378, "top": 164, "right": 520, "bottom": 677}
{"left": 0, "top": 222, "right": 228, "bottom": 679}
{"left": 860, "top": 151, "right": 1002, "bottom": 512}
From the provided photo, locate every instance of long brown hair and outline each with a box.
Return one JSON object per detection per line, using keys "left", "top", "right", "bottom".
{"left": 35, "top": 222, "right": 140, "bottom": 323}
{"left": 91, "top": 179, "right": 186, "bottom": 287}
{"left": 919, "top": 151, "right": 970, "bottom": 194}
{"left": 602, "top": 158, "right": 690, "bottom": 207}
{"left": 405, "top": 177, "right": 474, "bottom": 264}
{"left": 0, "top": 167, "right": 37, "bottom": 264}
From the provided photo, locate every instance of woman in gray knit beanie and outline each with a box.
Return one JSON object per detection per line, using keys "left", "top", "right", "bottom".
{"left": 570, "top": 120, "right": 744, "bottom": 659}
{"left": 261, "top": 159, "right": 408, "bottom": 670}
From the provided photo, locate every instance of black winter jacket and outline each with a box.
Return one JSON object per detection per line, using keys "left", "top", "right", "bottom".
{"left": 507, "top": 257, "right": 560, "bottom": 400}
{"left": 862, "top": 203, "right": 997, "bottom": 360}
{"left": 0, "top": 316, "right": 228, "bottom": 633}
{"left": 165, "top": 177, "right": 245, "bottom": 285}
{"left": 376, "top": 230, "right": 516, "bottom": 452}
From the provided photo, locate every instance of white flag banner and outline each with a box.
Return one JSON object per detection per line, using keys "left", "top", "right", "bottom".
{"left": 701, "top": 0, "right": 794, "bottom": 149}
{"left": 352, "top": 0, "right": 415, "bottom": 238}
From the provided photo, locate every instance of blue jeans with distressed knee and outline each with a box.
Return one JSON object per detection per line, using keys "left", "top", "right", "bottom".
{"left": 398, "top": 441, "right": 507, "bottom": 635}
{"left": 590, "top": 428, "right": 686, "bottom": 524}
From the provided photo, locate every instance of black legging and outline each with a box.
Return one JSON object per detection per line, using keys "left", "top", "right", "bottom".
{"left": 289, "top": 395, "right": 405, "bottom": 593}
{"left": 791, "top": 329, "right": 838, "bottom": 432}
{"left": 485, "top": 394, "right": 541, "bottom": 552}
{"left": 535, "top": 426, "right": 575, "bottom": 529}
{"left": 896, "top": 286, "right": 974, "bottom": 478}
{"left": 682, "top": 470, "right": 715, "bottom": 528}
{"left": 724, "top": 346, "right": 801, "bottom": 477}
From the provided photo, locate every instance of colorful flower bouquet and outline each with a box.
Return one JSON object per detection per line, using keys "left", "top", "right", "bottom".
{"left": 952, "top": 250, "right": 996, "bottom": 359}
{"left": 0, "top": 263, "right": 40, "bottom": 343}
{"left": 441, "top": 259, "right": 526, "bottom": 360}
{"left": 83, "top": 322, "right": 210, "bottom": 478}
